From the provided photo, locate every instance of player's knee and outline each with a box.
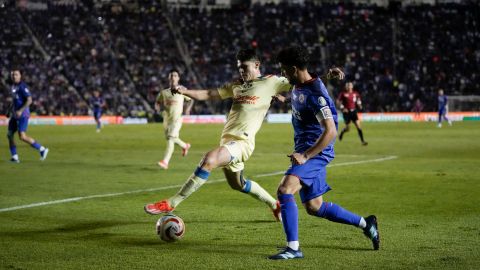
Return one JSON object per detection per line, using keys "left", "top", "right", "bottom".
{"left": 201, "top": 152, "right": 218, "bottom": 170}
{"left": 305, "top": 205, "right": 319, "bottom": 216}
{"left": 277, "top": 185, "right": 290, "bottom": 196}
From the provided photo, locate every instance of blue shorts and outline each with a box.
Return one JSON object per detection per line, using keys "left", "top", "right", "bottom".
{"left": 8, "top": 117, "right": 29, "bottom": 133}
{"left": 285, "top": 157, "right": 332, "bottom": 203}
{"left": 94, "top": 109, "right": 102, "bottom": 120}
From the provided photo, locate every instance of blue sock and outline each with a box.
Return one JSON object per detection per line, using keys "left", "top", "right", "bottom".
{"left": 9, "top": 145, "right": 17, "bottom": 156}
{"left": 316, "top": 202, "right": 361, "bottom": 227}
{"left": 278, "top": 194, "right": 299, "bottom": 242}
{"left": 194, "top": 167, "right": 210, "bottom": 180}
{"left": 31, "top": 141, "right": 42, "bottom": 151}
{"left": 97, "top": 121, "right": 101, "bottom": 129}
{"left": 241, "top": 179, "right": 252, "bottom": 193}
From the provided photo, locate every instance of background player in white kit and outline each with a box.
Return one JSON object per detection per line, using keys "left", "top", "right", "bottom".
{"left": 155, "top": 69, "right": 193, "bottom": 169}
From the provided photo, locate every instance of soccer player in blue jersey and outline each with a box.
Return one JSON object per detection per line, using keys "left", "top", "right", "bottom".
{"left": 437, "top": 89, "right": 452, "bottom": 128}
{"left": 6, "top": 68, "right": 49, "bottom": 163}
{"left": 90, "top": 90, "right": 106, "bottom": 132}
{"left": 268, "top": 47, "right": 379, "bottom": 260}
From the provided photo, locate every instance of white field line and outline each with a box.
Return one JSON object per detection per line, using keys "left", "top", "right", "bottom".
{"left": 0, "top": 155, "right": 397, "bottom": 213}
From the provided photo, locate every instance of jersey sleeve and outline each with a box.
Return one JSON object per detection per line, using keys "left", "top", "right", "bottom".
{"left": 217, "top": 82, "right": 234, "bottom": 99}
{"left": 156, "top": 92, "right": 163, "bottom": 103}
{"left": 273, "top": 76, "right": 292, "bottom": 94}
{"left": 20, "top": 84, "right": 31, "bottom": 98}
{"left": 307, "top": 94, "right": 333, "bottom": 122}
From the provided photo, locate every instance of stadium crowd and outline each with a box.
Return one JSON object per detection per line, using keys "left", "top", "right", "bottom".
{"left": 1, "top": 1, "right": 478, "bottom": 116}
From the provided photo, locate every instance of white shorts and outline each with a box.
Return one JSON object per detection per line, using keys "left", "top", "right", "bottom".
{"left": 220, "top": 137, "right": 255, "bottom": 172}
{"left": 164, "top": 120, "right": 182, "bottom": 139}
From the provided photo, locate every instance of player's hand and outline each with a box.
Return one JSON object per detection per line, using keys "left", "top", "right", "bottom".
{"left": 171, "top": 86, "right": 187, "bottom": 95}
{"left": 342, "top": 108, "right": 349, "bottom": 113}
{"left": 327, "top": 67, "right": 345, "bottom": 80}
{"left": 15, "top": 110, "right": 22, "bottom": 118}
{"left": 271, "top": 94, "right": 287, "bottom": 104}
{"left": 287, "top": 152, "right": 308, "bottom": 165}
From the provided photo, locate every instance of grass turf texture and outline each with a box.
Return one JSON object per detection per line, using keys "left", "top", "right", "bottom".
{"left": 1, "top": 122, "right": 479, "bottom": 269}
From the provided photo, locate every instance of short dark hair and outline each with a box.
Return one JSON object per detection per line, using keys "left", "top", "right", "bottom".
{"left": 10, "top": 67, "right": 22, "bottom": 74}
{"left": 276, "top": 46, "right": 309, "bottom": 70}
{"left": 169, "top": 68, "right": 180, "bottom": 75}
{"left": 236, "top": 49, "right": 259, "bottom": 62}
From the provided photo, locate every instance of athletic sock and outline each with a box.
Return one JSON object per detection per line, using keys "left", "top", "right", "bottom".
{"left": 358, "top": 217, "right": 367, "bottom": 229}
{"left": 163, "top": 139, "right": 175, "bottom": 164}
{"left": 9, "top": 145, "right": 17, "bottom": 156}
{"left": 173, "top": 137, "right": 187, "bottom": 149}
{"left": 31, "top": 141, "right": 42, "bottom": 151}
{"left": 169, "top": 167, "right": 210, "bottom": 208}
{"left": 357, "top": 128, "right": 365, "bottom": 143}
{"left": 278, "top": 194, "right": 299, "bottom": 243}
{"left": 241, "top": 179, "right": 277, "bottom": 209}
{"left": 316, "top": 202, "right": 362, "bottom": 227}
{"left": 97, "top": 121, "right": 101, "bottom": 130}
{"left": 287, "top": 241, "right": 299, "bottom": 251}
{"left": 12, "top": 154, "right": 19, "bottom": 160}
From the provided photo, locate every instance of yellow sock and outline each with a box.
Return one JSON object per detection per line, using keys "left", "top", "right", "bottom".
{"left": 169, "top": 174, "right": 206, "bottom": 208}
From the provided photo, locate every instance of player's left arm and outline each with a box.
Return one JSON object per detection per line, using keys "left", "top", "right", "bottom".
{"left": 16, "top": 96, "right": 32, "bottom": 118}
{"left": 184, "top": 99, "right": 194, "bottom": 115}
{"left": 289, "top": 117, "right": 337, "bottom": 165}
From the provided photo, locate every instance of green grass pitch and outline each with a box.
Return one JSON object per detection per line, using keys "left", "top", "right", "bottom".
{"left": 1, "top": 122, "right": 479, "bottom": 269}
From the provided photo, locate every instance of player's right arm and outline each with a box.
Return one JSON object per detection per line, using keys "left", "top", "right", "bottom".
{"left": 173, "top": 87, "right": 220, "bottom": 101}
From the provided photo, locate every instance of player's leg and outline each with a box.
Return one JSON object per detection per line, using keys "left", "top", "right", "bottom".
{"left": 7, "top": 119, "right": 19, "bottom": 163}
{"left": 17, "top": 117, "right": 48, "bottom": 160}
{"left": 223, "top": 168, "right": 281, "bottom": 221}
{"left": 145, "top": 145, "right": 231, "bottom": 214}
{"left": 339, "top": 113, "right": 351, "bottom": 141}
{"left": 159, "top": 136, "right": 175, "bottom": 169}
{"left": 437, "top": 110, "right": 443, "bottom": 127}
{"left": 94, "top": 111, "right": 102, "bottom": 132}
{"left": 268, "top": 175, "right": 304, "bottom": 260}
{"left": 353, "top": 119, "right": 367, "bottom": 145}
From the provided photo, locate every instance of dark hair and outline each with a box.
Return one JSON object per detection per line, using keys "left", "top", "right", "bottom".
{"left": 10, "top": 67, "right": 22, "bottom": 75}
{"left": 236, "top": 49, "right": 259, "bottom": 62}
{"left": 169, "top": 69, "right": 180, "bottom": 75}
{"left": 276, "top": 46, "right": 309, "bottom": 70}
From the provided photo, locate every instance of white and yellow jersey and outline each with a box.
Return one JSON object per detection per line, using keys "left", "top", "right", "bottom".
{"left": 217, "top": 75, "right": 292, "bottom": 145}
{"left": 156, "top": 87, "right": 191, "bottom": 124}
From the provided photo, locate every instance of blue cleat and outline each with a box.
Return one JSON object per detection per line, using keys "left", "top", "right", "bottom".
{"left": 363, "top": 215, "right": 380, "bottom": 250}
{"left": 268, "top": 247, "right": 304, "bottom": 260}
{"left": 40, "top": 148, "right": 49, "bottom": 161}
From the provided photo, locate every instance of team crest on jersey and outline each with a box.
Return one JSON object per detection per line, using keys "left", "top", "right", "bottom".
{"left": 318, "top": 96, "right": 327, "bottom": 107}
{"left": 299, "top": 94, "right": 305, "bottom": 104}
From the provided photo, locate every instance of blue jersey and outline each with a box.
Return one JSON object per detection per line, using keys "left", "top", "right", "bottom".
{"left": 11, "top": 81, "right": 31, "bottom": 118}
{"left": 291, "top": 77, "right": 338, "bottom": 160}
{"left": 438, "top": 95, "right": 447, "bottom": 111}
{"left": 90, "top": 96, "right": 104, "bottom": 111}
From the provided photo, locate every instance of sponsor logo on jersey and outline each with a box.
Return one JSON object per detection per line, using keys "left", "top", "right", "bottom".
{"left": 233, "top": 95, "right": 259, "bottom": 104}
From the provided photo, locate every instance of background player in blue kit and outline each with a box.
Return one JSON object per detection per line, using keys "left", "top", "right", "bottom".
{"left": 7, "top": 68, "right": 49, "bottom": 163}
{"left": 90, "top": 90, "right": 106, "bottom": 132}
{"left": 437, "top": 89, "right": 452, "bottom": 128}
{"left": 269, "top": 47, "right": 379, "bottom": 260}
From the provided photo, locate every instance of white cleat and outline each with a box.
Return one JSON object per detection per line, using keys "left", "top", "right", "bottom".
{"left": 40, "top": 148, "right": 49, "bottom": 161}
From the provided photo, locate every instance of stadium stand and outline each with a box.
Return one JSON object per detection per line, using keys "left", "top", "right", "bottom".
{"left": 1, "top": 0, "right": 478, "bottom": 116}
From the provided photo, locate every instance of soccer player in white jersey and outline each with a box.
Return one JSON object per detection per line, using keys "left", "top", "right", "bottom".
{"left": 144, "top": 49, "right": 343, "bottom": 221}
{"left": 155, "top": 69, "right": 193, "bottom": 169}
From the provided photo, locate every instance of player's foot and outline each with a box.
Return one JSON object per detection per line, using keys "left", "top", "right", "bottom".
{"left": 362, "top": 141, "right": 368, "bottom": 146}
{"left": 182, "top": 143, "right": 191, "bottom": 157}
{"left": 448, "top": 120, "right": 452, "bottom": 126}
{"left": 144, "top": 200, "right": 175, "bottom": 215}
{"left": 96, "top": 129, "right": 101, "bottom": 133}
{"left": 272, "top": 200, "right": 282, "bottom": 222}
{"left": 339, "top": 131, "right": 344, "bottom": 141}
{"left": 10, "top": 157, "right": 20, "bottom": 163}
{"left": 157, "top": 160, "right": 169, "bottom": 169}
{"left": 437, "top": 123, "right": 442, "bottom": 128}
{"left": 363, "top": 215, "right": 380, "bottom": 250}
{"left": 268, "top": 247, "right": 304, "bottom": 260}
{"left": 40, "top": 148, "right": 49, "bottom": 161}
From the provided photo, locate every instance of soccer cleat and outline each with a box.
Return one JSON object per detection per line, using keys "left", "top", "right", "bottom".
{"left": 10, "top": 158, "right": 20, "bottom": 163}
{"left": 272, "top": 200, "right": 282, "bottom": 222}
{"left": 339, "top": 131, "right": 344, "bottom": 141}
{"left": 182, "top": 143, "right": 191, "bottom": 157}
{"left": 144, "top": 200, "right": 175, "bottom": 215}
{"left": 362, "top": 141, "right": 368, "bottom": 146}
{"left": 363, "top": 215, "right": 380, "bottom": 250}
{"left": 268, "top": 247, "right": 304, "bottom": 260}
{"left": 158, "top": 160, "right": 169, "bottom": 169}
{"left": 40, "top": 148, "right": 49, "bottom": 161}
{"left": 437, "top": 123, "right": 442, "bottom": 128}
